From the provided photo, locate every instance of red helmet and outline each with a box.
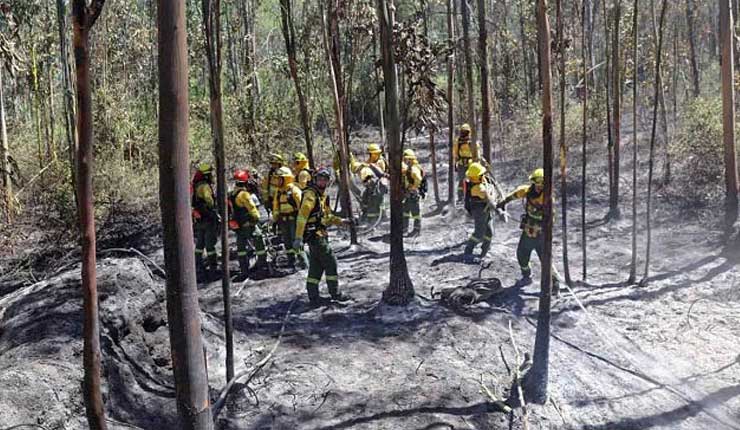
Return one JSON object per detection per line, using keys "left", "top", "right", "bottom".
{"left": 233, "top": 169, "right": 250, "bottom": 183}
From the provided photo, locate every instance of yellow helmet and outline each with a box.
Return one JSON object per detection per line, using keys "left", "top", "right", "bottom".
{"left": 275, "top": 166, "right": 294, "bottom": 178}
{"left": 293, "top": 152, "right": 308, "bottom": 162}
{"left": 403, "top": 149, "right": 416, "bottom": 160}
{"left": 367, "top": 143, "right": 382, "bottom": 154}
{"left": 270, "top": 153, "right": 285, "bottom": 165}
{"left": 529, "top": 168, "right": 545, "bottom": 184}
{"left": 197, "top": 162, "right": 214, "bottom": 174}
{"left": 466, "top": 162, "right": 487, "bottom": 181}
{"left": 460, "top": 123, "right": 472, "bottom": 133}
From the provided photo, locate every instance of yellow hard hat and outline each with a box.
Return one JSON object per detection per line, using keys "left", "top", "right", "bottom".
{"left": 460, "top": 123, "right": 472, "bottom": 133}
{"left": 529, "top": 168, "right": 545, "bottom": 184}
{"left": 367, "top": 143, "right": 382, "bottom": 154}
{"left": 466, "top": 162, "right": 487, "bottom": 181}
{"left": 276, "top": 166, "right": 294, "bottom": 177}
{"left": 197, "top": 162, "right": 214, "bottom": 174}
{"left": 403, "top": 149, "right": 416, "bottom": 160}
{"left": 270, "top": 153, "right": 285, "bottom": 164}
{"left": 293, "top": 152, "right": 307, "bottom": 162}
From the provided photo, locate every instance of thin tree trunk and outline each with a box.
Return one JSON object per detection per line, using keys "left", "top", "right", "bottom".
{"left": 628, "top": 0, "right": 639, "bottom": 284}
{"left": 429, "top": 131, "right": 441, "bottom": 206}
{"left": 557, "top": 0, "right": 570, "bottom": 285}
{"left": 527, "top": 0, "right": 554, "bottom": 405}
{"left": 519, "top": 0, "right": 531, "bottom": 107}
{"left": 721, "top": 0, "right": 739, "bottom": 230}
{"left": 581, "top": 0, "right": 588, "bottom": 282}
{"left": 1, "top": 65, "right": 12, "bottom": 223}
{"left": 461, "top": 0, "right": 478, "bottom": 152}
{"left": 47, "top": 63, "right": 56, "bottom": 161}
{"left": 477, "top": 0, "right": 491, "bottom": 163}
{"left": 649, "top": 0, "right": 670, "bottom": 185}
{"left": 602, "top": 0, "right": 614, "bottom": 215}
{"left": 31, "top": 46, "right": 43, "bottom": 169}
{"left": 378, "top": 0, "right": 414, "bottom": 305}
{"left": 609, "top": 0, "right": 622, "bottom": 219}
{"left": 203, "top": 0, "right": 234, "bottom": 384}
{"left": 57, "top": 0, "right": 78, "bottom": 197}
{"left": 158, "top": 0, "right": 213, "bottom": 426}
{"left": 447, "top": 0, "right": 456, "bottom": 205}
{"left": 685, "top": 0, "right": 700, "bottom": 96}
{"left": 641, "top": 0, "right": 668, "bottom": 285}
{"left": 72, "top": 1, "right": 108, "bottom": 428}
{"left": 321, "top": 0, "right": 357, "bottom": 244}
{"left": 280, "top": 0, "right": 315, "bottom": 166}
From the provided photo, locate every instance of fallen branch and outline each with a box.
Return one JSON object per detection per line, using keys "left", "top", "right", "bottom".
{"left": 478, "top": 374, "right": 512, "bottom": 414}
{"left": 99, "top": 247, "right": 166, "bottom": 277}
{"left": 211, "top": 298, "right": 296, "bottom": 420}
{"left": 1, "top": 425, "right": 51, "bottom": 430}
{"left": 508, "top": 320, "right": 529, "bottom": 430}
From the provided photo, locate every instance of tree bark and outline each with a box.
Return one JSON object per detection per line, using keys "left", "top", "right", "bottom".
{"left": 581, "top": 0, "right": 589, "bottom": 281}
{"left": 158, "top": 0, "right": 214, "bottom": 427}
{"left": 203, "top": 0, "right": 234, "bottom": 384}
{"left": 1, "top": 64, "right": 12, "bottom": 223}
{"left": 72, "top": 1, "right": 108, "bottom": 428}
{"left": 526, "top": 0, "right": 554, "bottom": 405}
{"left": 57, "top": 0, "right": 78, "bottom": 197}
{"left": 280, "top": 0, "right": 315, "bottom": 166}
{"left": 378, "top": 0, "right": 415, "bottom": 306}
{"left": 629, "top": 0, "right": 639, "bottom": 285}
{"left": 609, "top": 0, "right": 622, "bottom": 219}
{"left": 685, "top": 0, "right": 700, "bottom": 96}
{"left": 477, "top": 0, "right": 491, "bottom": 163}
{"left": 461, "top": 0, "right": 478, "bottom": 151}
{"left": 557, "top": 0, "right": 570, "bottom": 285}
{"left": 642, "top": 0, "right": 668, "bottom": 285}
{"left": 447, "top": 0, "right": 456, "bottom": 206}
{"left": 721, "top": 0, "right": 739, "bottom": 230}
{"left": 321, "top": 0, "right": 357, "bottom": 244}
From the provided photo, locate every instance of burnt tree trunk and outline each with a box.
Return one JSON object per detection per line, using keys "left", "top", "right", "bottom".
{"left": 557, "top": 0, "right": 570, "bottom": 285}
{"left": 1, "top": 63, "right": 11, "bottom": 222}
{"left": 581, "top": 0, "right": 589, "bottom": 281}
{"left": 447, "top": 0, "right": 456, "bottom": 206}
{"left": 609, "top": 0, "right": 622, "bottom": 219}
{"left": 378, "top": 0, "right": 415, "bottom": 305}
{"left": 461, "top": 0, "right": 478, "bottom": 153}
{"left": 685, "top": 0, "right": 700, "bottom": 96}
{"left": 629, "top": 0, "right": 639, "bottom": 284}
{"left": 158, "top": 0, "right": 214, "bottom": 427}
{"left": 477, "top": 0, "right": 491, "bottom": 163}
{"left": 721, "top": 0, "right": 739, "bottom": 230}
{"left": 72, "top": 0, "right": 108, "bottom": 428}
{"left": 203, "top": 0, "right": 234, "bottom": 384}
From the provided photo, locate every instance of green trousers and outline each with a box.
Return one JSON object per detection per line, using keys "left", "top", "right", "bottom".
{"left": 278, "top": 218, "right": 298, "bottom": 263}
{"left": 456, "top": 166, "right": 467, "bottom": 200}
{"left": 403, "top": 193, "right": 421, "bottom": 231}
{"left": 516, "top": 231, "right": 544, "bottom": 278}
{"left": 306, "top": 235, "right": 339, "bottom": 298}
{"left": 464, "top": 206, "right": 492, "bottom": 257}
{"left": 236, "top": 224, "right": 266, "bottom": 262}
{"left": 194, "top": 219, "right": 218, "bottom": 260}
{"left": 361, "top": 183, "right": 384, "bottom": 223}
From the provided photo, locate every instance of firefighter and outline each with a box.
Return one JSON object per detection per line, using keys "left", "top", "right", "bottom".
{"left": 496, "top": 168, "right": 559, "bottom": 289}
{"left": 261, "top": 153, "right": 284, "bottom": 211}
{"left": 272, "top": 167, "right": 304, "bottom": 270}
{"left": 462, "top": 162, "right": 493, "bottom": 264}
{"left": 191, "top": 162, "right": 220, "bottom": 280}
{"left": 229, "top": 169, "right": 268, "bottom": 281}
{"left": 294, "top": 167, "right": 351, "bottom": 306}
{"left": 293, "top": 152, "right": 312, "bottom": 190}
{"left": 402, "top": 149, "right": 424, "bottom": 237}
{"left": 351, "top": 143, "right": 388, "bottom": 224}
{"left": 453, "top": 123, "right": 477, "bottom": 202}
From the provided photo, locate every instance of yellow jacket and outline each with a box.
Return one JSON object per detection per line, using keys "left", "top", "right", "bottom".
{"left": 293, "top": 161, "right": 312, "bottom": 189}
{"left": 351, "top": 154, "right": 387, "bottom": 177}
{"left": 454, "top": 137, "right": 479, "bottom": 166}
{"left": 261, "top": 168, "right": 280, "bottom": 204}
{"left": 195, "top": 182, "right": 215, "bottom": 208}
{"left": 295, "top": 187, "right": 342, "bottom": 238}
{"left": 502, "top": 184, "right": 551, "bottom": 222}
{"left": 403, "top": 162, "right": 424, "bottom": 191}
{"left": 272, "top": 182, "right": 302, "bottom": 220}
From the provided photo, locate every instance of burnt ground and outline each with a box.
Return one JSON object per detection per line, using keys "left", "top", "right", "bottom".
{"left": 1, "top": 130, "right": 740, "bottom": 430}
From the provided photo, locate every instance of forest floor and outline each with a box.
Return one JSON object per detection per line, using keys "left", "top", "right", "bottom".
{"left": 1, "top": 130, "right": 740, "bottom": 430}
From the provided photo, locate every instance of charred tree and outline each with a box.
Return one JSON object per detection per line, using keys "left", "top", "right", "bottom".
{"left": 378, "top": 0, "right": 415, "bottom": 305}
{"left": 203, "top": 0, "right": 234, "bottom": 383}
{"left": 556, "top": 0, "right": 570, "bottom": 285}
{"left": 721, "top": 0, "right": 738, "bottom": 231}
{"left": 71, "top": 0, "right": 108, "bottom": 428}
{"left": 477, "top": 0, "right": 491, "bottom": 162}
{"left": 158, "top": 0, "right": 214, "bottom": 427}
{"left": 447, "top": 0, "right": 456, "bottom": 206}
{"left": 685, "top": 0, "right": 700, "bottom": 96}
{"left": 641, "top": 0, "right": 668, "bottom": 285}
{"left": 609, "top": 0, "right": 622, "bottom": 219}
{"left": 280, "top": 0, "right": 315, "bottom": 166}
{"left": 1, "top": 63, "right": 11, "bottom": 223}
{"left": 581, "top": 0, "right": 588, "bottom": 281}
{"left": 629, "top": 0, "right": 639, "bottom": 284}
{"left": 460, "top": 0, "right": 477, "bottom": 153}
{"left": 526, "top": 0, "right": 555, "bottom": 404}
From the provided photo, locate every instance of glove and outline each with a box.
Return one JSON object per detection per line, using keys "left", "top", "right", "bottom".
{"left": 292, "top": 238, "right": 304, "bottom": 251}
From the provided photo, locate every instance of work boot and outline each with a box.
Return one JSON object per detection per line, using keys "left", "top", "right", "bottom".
{"left": 306, "top": 285, "right": 321, "bottom": 308}
{"left": 515, "top": 276, "right": 533, "bottom": 288}
{"left": 409, "top": 220, "right": 421, "bottom": 237}
{"left": 462, "top": 253, "right": 478, "bottom": 264}
{"left": 234, "top": 256, "right": 250, "bottom": 282}
{"left": 207, "top": 254, "right": 220, "bottom": 280}
{"left": 195, "top": 254, "right": 207, "bottom": 283}
{"left": 479, "top": 242, "right": 491, "bottom": 260}
{"left": 328, "top": 284, "right": 351, "bottom": 302}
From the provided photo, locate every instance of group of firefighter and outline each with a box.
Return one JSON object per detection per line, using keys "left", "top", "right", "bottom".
{"left": 191, "top": 123, "right": 556, "bottom": 306}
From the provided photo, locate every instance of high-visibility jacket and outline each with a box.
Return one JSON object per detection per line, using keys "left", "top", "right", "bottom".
{"left": 272, "top": 182, "right": 302, "bottom": 221}
{"left": 453, "top": 137, "right": 478, "bottom": 166}
{"left": 293, "top": 161, "right": 312, "bottom": 190}
{"left": 296, "top": 186, "right": 342, "bottom": 239}
{"left": 260, "top": 167, "right": 280, "bottom": 205}
{"left": 229, "top": 187, "right": 260, "bottom": 227}
{"left": 192, "top": 180, "right": 217, "bottom": 221}
{"left": 403, "top": 161, "right": 424, "bottom": 192}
